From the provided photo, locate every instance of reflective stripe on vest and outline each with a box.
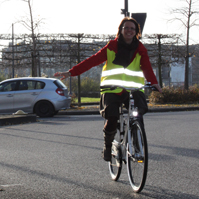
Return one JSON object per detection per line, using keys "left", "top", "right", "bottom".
{"left": 100, "top": 49, "right": 145, "bottom": 93}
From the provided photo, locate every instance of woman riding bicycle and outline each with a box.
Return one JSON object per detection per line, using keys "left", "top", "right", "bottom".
{"left": 54, "top": 17, "right": 162, "bottom": 162}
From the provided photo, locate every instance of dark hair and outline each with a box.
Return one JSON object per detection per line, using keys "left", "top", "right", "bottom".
{"left": 116, "top": 17, "right": 141, "bottom": 39}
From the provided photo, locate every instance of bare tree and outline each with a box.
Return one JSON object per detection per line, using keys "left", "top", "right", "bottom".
{"left": 143, "top": 34, "right": 181, "bottom": 87}
{"left": 19, "top": 0, "right": 44, "bottom": 76}
{"left": 169, "top": 0, "right": 199, "bottom": 90}
{"left": 1, "top": 0, "right": 44, "bottom": 76}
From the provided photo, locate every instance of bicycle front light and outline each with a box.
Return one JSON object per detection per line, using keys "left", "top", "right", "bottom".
{"left": 133, "top": 110, "right": 138, "bottom": 117}
{"left": 130, "top": 107, "right": 138, "bottom": 117}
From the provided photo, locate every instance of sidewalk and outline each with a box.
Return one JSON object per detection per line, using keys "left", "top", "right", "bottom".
{"left": 1, "top": 104, "right": 199, "bottom": 126}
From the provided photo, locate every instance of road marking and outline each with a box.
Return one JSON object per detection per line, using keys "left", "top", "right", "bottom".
{"left": 0, "top": 184, "right": 23, "bottom": 187}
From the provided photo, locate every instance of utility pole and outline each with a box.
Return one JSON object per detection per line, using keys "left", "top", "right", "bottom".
{"left": 77, "top": 34, "right": 82, "bottom": 107}
{"left": 12, "top": 23, "right": 14, "bottom": 78}
{"left": 37, "top": 52, "right": 41, "bottom": 77}
{"left": 184, "top": 1, "right": 191, "bottom": 90}
{"left": 69, "top": 45, "right": 72, "bottom": 95}
{"left": 158, "top": 34, "right": 162, "bottom": 88}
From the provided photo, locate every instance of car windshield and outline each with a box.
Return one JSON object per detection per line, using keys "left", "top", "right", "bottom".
{"left": 54, "top": 80, "right": 66, "bottom": 88}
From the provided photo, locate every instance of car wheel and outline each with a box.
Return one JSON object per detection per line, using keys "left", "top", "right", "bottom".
{"left": 35, "top": 101, "right": 55, "bottom": 117}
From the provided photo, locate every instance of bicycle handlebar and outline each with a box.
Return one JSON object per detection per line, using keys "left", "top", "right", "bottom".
{"left": 100, "top": 83, "right": 159, "bottom": 92}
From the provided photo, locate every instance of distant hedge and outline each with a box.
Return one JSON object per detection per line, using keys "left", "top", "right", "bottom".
{"left": 149, "top": 85, "right": 199, "bottom": 104}
{"left": 64, "top": 76, "right": 100, "bottom": 95}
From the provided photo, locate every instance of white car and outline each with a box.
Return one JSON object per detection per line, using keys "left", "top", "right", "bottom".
{"left": 0, "top": 77, "right": 71, "bottom": 117}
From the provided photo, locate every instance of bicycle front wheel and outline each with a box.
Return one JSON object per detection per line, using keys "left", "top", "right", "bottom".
{"left": 127, "top": 120, "right": 148, "bottom": 193}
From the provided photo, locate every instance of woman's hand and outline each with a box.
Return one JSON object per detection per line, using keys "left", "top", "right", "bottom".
{"left": 54, "top": 71, "right": 71, "bottom": 80}
{"left": 152, "top": 84, "right": 162, "bottom": 93}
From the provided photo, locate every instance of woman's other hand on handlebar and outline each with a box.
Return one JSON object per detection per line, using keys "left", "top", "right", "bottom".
{"left": 54, "top": 71, "right": 71, "bottom": 80}
{"left": 152, "top": 84, "right": 162, "bottom": 93}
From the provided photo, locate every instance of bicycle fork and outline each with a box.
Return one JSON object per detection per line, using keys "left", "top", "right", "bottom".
{"left": 127, "top": 97, "right": 144, "bottom": 160}
{"left": 126, "top": 98, "right": 134, "bottom": 157}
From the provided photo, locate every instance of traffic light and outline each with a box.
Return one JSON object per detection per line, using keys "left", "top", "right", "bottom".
{"left": 121, "top": 9, "right": 130, "bottom": 17}
{"left": 131, "top": 13, "right": 147, "bottom": 34}
{"left": 121, "top": 9, "right": 126, "bottom": 15}
{"left": 121, "top": 0, "right": 129, "bottom": 17}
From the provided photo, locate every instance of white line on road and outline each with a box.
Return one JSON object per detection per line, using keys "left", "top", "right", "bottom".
{"left": 0, "top": 184, "right": 23, "bottom": 187}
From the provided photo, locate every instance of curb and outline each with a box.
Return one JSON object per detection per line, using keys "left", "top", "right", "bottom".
{"left": 148, "top": 106, "right": 199, "bottom": 112}
{"left": 0, "top": 114, "right": 37, "bottom": 126}
{"left": 58, "top": 106, "right": 199, "bottom": 115}
{"left": 1, "top": 107, "right": 199, "bottom": 126}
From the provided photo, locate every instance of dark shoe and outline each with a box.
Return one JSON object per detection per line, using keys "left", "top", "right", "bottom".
{"left": 102, "top": 146, "right": 111, "bottom": 161}
{"left": 102, "top": 129, "right": 116, "bottom": 162}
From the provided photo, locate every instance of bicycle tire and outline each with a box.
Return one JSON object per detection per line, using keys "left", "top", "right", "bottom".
{"left": 127, "top": 120, "right": 148, "bottom": 193}
{"left": 109, "top": 129, "right": 122, "bottom": 181}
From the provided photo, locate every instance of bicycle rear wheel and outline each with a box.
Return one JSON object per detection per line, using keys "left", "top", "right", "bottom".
{"left": 127, "top": 120, "right": 148, "bottom": 193}
{"left": 109, "top": 129, "right": 122, "bottom": 181}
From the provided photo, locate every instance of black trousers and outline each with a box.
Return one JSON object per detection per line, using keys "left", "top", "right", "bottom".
{"left": 100, "top": 91, "right": 148, "bottom": 120}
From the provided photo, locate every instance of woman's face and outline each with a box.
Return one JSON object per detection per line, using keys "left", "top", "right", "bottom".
{"left": 121, "top": 21, "right": 136, "bottom": 44}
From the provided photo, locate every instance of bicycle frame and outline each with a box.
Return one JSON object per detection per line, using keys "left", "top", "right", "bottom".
{"left": 119, "top": 92, "right": 139, "bottom": 160}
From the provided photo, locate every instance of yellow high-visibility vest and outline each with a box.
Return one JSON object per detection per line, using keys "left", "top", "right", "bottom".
{"left": 100, "top": 49, "right": 145, "bottom": 93}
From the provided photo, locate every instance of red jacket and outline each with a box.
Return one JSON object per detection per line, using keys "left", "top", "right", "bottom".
{"left": 69, "top": 38, "right": 158, "bottom": 85}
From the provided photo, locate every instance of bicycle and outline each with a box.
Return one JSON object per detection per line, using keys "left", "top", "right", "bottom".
{"left": 100, "top": 83, "right": 157, "bottom": 193}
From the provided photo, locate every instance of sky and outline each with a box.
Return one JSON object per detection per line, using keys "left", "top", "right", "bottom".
{"left": 0, "top": 0, "right": 199, "bottom": 44}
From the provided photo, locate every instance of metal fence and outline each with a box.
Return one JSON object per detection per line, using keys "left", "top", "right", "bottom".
{"left": 0, "top": 33, "right": 115, "bottom": 79}
{"left": 0, "top": 33, "right": 198, "bottom": 91}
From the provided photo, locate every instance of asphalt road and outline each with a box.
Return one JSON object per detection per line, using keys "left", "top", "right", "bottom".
{"left": 0, "top": 111, "right": 198, "bottom": 199}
